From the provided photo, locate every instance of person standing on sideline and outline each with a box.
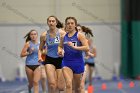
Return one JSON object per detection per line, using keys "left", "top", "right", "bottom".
{"left": 20, "top": 29, "right": 40, "bottom": 93}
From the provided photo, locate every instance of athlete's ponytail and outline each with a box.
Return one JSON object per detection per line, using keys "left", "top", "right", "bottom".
{"left": 56, "top": 19, "right": 64, "bottom": 29}
{"left": 82, "top": 26, "right": 94, "bottom": 38}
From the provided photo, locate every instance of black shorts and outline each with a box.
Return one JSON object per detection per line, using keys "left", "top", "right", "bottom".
{"left": 85, "top": 62, "right": 95, "bottom": 67}
{"left": 44, "top": 55, "right": 63, "bottom": 69}
{"left": 26, "top": 65, "right": 40, "bottom": 71}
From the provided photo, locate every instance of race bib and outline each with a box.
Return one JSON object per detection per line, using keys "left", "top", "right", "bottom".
{"left": 72, "top": 41, "right": 77, "bottom": 46}
{"left": 54, "top": 36, "right": 60, "bottom": 43}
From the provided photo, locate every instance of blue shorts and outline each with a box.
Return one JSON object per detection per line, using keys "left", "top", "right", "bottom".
{"left": 62, "top": 61, "right": 84, "bottom": 74}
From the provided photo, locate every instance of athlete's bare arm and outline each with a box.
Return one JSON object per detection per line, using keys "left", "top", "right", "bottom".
{"left": 20, "top": 42, "right": 30, "bottom": 57}
{"left": 58, "top": 29, "right": 65, "bottom": 57}
{"left": 68, "top": 32, "right": 89, "bottom": 51}
{"left": 38, "top": 31, "right": 47, "bottom": 62}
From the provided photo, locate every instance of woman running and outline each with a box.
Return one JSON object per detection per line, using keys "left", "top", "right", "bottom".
{"left": 58, "top": 17, "right": 89, "bottom": 93}
{"left": 38, "top": 16, "right": 66, "bottom": 93}
{"left": 77, "top": 24, "right": 96, "bottom": 93}
{"left": 20, "top": 29, "right": 40, "bottom": 93}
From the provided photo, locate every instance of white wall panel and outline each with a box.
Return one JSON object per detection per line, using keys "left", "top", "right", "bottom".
{"left": 0, "top": 23, "right": 120, "bottom": 80}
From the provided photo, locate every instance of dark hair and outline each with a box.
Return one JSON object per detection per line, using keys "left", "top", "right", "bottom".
{"left": 65, "top": 17, "right": 77, "bottom": 26}
{"left": 76, "top": 24, "right": 81, "bottom": 32}
{"left": 24, "top": 29, "right": 37, "bottom": 42}
{"left": 77, "top": 24, "right": 94, "bottom": 38}
{"left": 47, "top": 15, "right": 58, "bottom": 23}
{"left": 47, "top": 15, "right": 63, "bottom": 29}
{"left": 65, "top": 17, "right": 78, "bottom": 31}
{"left": 56, "top": 19, "right": 64, "bottom": 29}
{"left": 82, "top": 26, "right": 94, "bottom": 38}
